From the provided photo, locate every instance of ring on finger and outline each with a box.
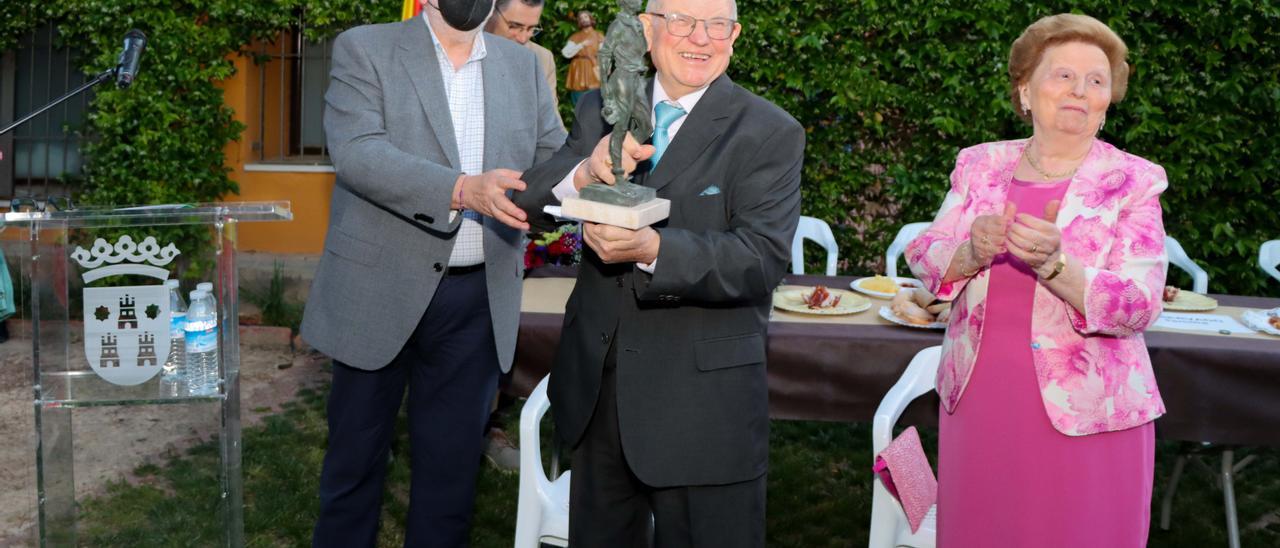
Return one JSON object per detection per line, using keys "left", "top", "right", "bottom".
{"left": 981, "top": 235, "right": 990, "bottom": 246}
{"left": 1031, "top": 243, "right": 1039, "bottom": 254}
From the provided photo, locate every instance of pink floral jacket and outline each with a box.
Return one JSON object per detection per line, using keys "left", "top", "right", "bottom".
{"left": 905, "top": 139, "right": 1168, "bottom": 436}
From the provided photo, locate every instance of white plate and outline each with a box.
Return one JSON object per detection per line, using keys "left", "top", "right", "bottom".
{"left": 773, "top": 288, "right": 871, "bottom": 315}
{"left": 1240, "top": 309, "right": 1280, "bottom": 336}
{"left": 850, "top": 276, "right": 925, "bottom": 299}
{"left": 878, "top": 306, "right": 947, "bottom": 330}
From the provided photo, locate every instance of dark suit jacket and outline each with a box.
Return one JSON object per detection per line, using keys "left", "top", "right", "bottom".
{"left": 516, "top": 74, "right": 804, "bottom": 487}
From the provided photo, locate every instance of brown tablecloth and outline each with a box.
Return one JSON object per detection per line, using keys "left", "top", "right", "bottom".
{"left": 511, "top": 270, "right": 1280, "bottom": 446}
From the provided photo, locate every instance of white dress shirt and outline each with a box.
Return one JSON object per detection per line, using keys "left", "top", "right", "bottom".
{"left": 424, "top": 14, "right": 487, "bottom": 267}
{"left": 552, "top": 79, "right": 709, "bottom": 272}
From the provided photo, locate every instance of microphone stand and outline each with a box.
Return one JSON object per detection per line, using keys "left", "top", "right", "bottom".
{"left": 0, "top": 68, "right": 115, "bottom": 136}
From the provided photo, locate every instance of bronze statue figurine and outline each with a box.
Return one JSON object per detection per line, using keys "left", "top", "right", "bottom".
{"left": 580, "top": 0, "right": 656, "bottom": 207}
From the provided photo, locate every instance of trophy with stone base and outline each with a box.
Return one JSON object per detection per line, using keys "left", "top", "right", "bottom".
{"left": 557, "top": 0, "right": 669, "bottom": 230}
{"left": 559, "top": 181, "right": 670, "bottom": 230}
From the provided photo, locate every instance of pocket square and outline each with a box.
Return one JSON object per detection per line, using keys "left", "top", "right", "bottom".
{"left": 698, "top": 185, "right": 721, "bottom": 196}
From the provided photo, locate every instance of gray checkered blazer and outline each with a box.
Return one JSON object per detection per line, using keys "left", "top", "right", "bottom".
{"left": 301, "top": 19, "right": 565, "bottom": 371}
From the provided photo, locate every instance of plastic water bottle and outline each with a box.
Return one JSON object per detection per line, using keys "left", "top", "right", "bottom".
{"left": 184, "top": 289, "right": 220, "bottom": 396}
{"left": 159, "top": 280, "right": 188, "bottom": 397}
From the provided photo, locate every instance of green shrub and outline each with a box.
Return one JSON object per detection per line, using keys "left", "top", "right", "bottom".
{"left": 543, "top": 1, "right": 1280, "bottom": 296}
{"left": 2, "top": 1, "right": 294, "bottom": 268}
{"left": 5, "top": 1, "right": 1277, "bottom": 296}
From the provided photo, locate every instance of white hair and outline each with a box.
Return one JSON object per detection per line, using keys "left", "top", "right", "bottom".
{"left": 645, "top": 0, "right": 738, "bottom": 20}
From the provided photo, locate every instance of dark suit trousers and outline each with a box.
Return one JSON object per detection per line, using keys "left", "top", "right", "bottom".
{"left": 312, "top": 269, "right": 499, "bottom": 548}
{"left": 569, "top": 341, "right": 767, "bottom": 548}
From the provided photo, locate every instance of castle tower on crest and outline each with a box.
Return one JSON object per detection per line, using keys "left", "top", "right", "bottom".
{"left": 118, "top": 295, "right": 138, "bottom": 329}
{"left": 100, "top": 334, "right": 120, "bottom": 368}
{"left": 137, "top": 333, "right": 158, "bottom": 366}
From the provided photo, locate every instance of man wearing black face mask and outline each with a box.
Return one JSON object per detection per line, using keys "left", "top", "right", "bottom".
{"left": 302, "top": 0, "right": 565, "bottom": 545}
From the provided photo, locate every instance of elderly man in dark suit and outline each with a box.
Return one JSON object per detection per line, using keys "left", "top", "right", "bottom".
{"left": 300, "top": 0, "right": 564, "bottom": 545}
{"left": 516, "top": 0, "right": 804, "bottom": 545}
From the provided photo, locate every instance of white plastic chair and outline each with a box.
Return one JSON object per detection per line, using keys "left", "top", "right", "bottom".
{"left": 791, "top": 215, "right": 839, "bottom": 276}
{"left": 1260, "top": 240, "right": 1280, "bottom": 283}
{"left": 869, "top": 346, "right": 941, "bottom": 548}
{"left": 1165, "top": 236, "right": 1209, "bottom": 293}
{"left": 514, "top": 375, "right": 571, "bottom": 548}
{"left": 885, "top": 222, "right": 931, "bottom": 278}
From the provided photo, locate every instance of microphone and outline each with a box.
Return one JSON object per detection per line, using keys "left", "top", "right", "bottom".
{"left": 115, "top": 29, "right": 146, "bottom": 89}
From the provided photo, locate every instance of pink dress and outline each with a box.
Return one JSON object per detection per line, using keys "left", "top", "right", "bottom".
{"left": 936, "top": 178, "right": 1155, "bottom": 547}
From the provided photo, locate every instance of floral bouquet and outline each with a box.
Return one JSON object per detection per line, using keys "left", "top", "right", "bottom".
{"left": 524, "top": 223, "right": 582, "bottom": 271}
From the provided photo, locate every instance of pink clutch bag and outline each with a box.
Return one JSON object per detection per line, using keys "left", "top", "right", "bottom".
{"left": 872, "top": 426, "right": 937, "bottom": 533}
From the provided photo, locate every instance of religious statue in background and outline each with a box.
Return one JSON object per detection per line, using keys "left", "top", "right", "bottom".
{"left": 579, "top": 0, "right": 654, "bottom": 207}
{"left": 561, "top": 10, "right": 605, "bottom": 105}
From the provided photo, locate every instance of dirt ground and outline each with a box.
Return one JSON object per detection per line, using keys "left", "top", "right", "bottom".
{"left": 0, "top": 326, "right": 328, "bottom": 546}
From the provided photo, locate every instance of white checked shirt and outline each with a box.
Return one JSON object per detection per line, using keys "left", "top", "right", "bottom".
{"left": 424, "top": 15, "right": 487, "bottom": 267}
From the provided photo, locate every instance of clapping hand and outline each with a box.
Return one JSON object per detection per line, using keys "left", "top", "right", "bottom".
{"left": 970, "top": 203, "right": 1017, "bottom": 268}
{"left": 457, "top": 169, "right": 529, "bottom": 231}
{"left": 582, "top": 222, "right": 660, "bottom": 264}
{"left": 1007, "top": 200, "right": 1062, "bottom": 271}
{"left": 573, "top": 133, "right": 655, "bottom": 190}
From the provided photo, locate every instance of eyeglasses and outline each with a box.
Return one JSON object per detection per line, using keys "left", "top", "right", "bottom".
{"left": 648, "top": 12, "right": 737, "bottom": 40}
{"left": 496, "top": 10, "right": 542, "bottom": 37}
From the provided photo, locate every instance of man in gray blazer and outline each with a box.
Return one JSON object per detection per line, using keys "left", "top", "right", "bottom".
{"left": 515, "top": 0, "right": 803, "bottom": 545}
{"left": 300, "top": 0, "right": 564, "bottom": 544}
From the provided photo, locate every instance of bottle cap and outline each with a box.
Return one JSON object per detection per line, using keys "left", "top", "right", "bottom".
{"left": 197, "top": 282, "right": 214, "bottom": 293}
{"left": 164, "top": 279, "right": 179, "bottom": 289}
{"left": 189, "top": 289, "right": 207, "bottom": 300}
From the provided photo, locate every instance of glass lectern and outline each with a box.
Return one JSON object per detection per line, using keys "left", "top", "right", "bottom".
{"left": 3, "top": 202, "right": 292, "bottom": 546}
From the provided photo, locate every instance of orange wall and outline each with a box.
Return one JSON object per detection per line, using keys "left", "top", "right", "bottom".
{"left": 232, "top": 170, "right": 332, "bottom": 254}
{"left": 217, "top": 47, "right": 332, "bottom": 255}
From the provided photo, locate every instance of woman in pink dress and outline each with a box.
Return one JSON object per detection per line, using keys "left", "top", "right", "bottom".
{"left": 904, "top": 14, "right": 1169, "bottom": 547}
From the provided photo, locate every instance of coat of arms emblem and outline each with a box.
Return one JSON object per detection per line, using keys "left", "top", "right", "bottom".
{"left": 71, "top": 235, "right": 181, "bottom": 386}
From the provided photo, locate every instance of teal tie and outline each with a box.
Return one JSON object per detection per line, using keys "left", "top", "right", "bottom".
{"left": 650, "top": 101, "right": 687, "bottom": 168}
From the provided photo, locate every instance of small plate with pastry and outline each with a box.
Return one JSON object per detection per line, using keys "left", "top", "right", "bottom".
{"left": 879, "top": 287, "right": 950, "bottom": 329}
{"left": 773, "top": 285, "right": 871, "bottom": 315}
{"left": 1161, "top": 285, "right": 1218, "bottom": 312}
{"left": 850, "top": 275, "right": 925, "bottom": 299}
{"left": 1240, "top": 308, "right": 1280, "bottom": 337}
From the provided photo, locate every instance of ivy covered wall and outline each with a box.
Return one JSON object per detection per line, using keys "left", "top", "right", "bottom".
{"left": 548, "top": 0, "right": 1279, "bottom": 297}
{"left": 3, "top": 1, "right": 1277, "bottom": 295}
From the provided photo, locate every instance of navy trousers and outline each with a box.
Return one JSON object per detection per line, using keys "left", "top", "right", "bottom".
{"left": 312, "top": 268, "right": 500, "bottom": 547}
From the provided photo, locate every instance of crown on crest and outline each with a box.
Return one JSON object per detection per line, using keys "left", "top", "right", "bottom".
{"left": 71, "top": 235, "right": 180, "bottom": 270}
